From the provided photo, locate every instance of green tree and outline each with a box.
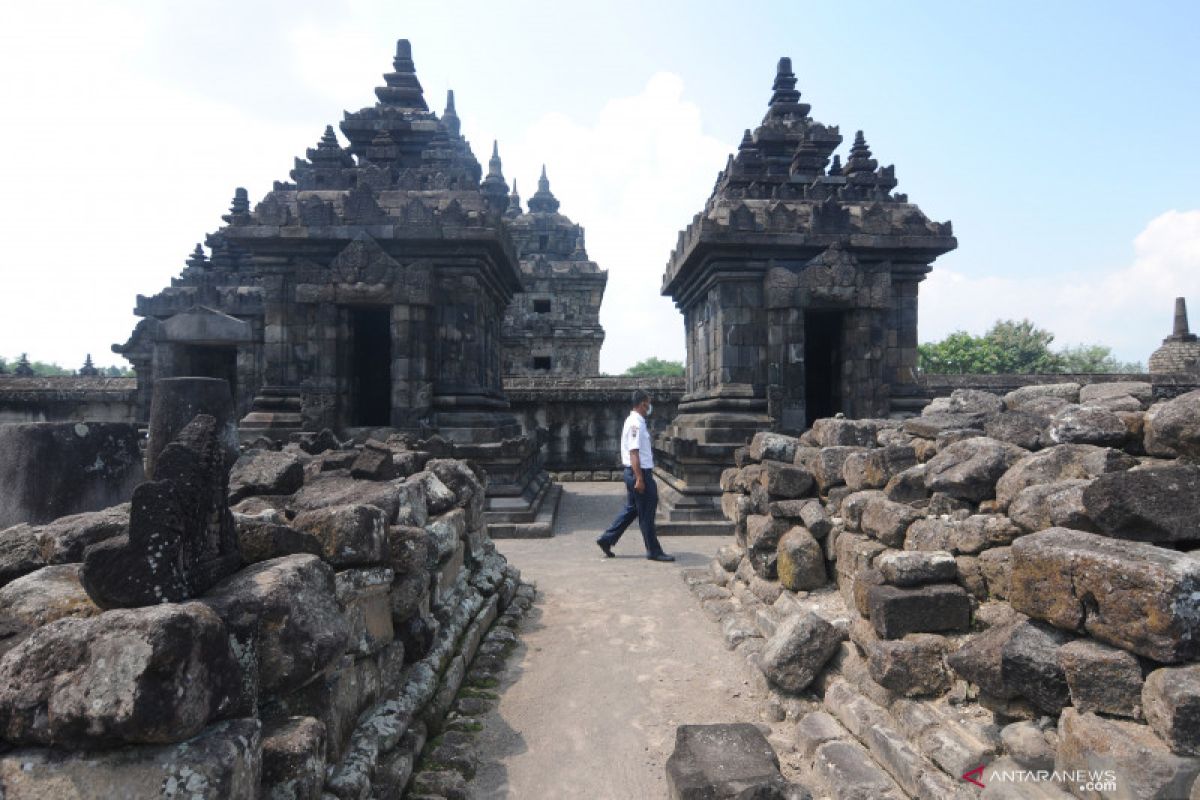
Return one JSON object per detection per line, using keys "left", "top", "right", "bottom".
{"left": 919, "top": 319, "right": 1140, "bottom": 375}
{"left": 623, "top": 357, "right": 685, "bottom": 377}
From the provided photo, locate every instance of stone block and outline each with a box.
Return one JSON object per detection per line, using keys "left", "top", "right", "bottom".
{"left": 665, "top": 723, "right": 798, "bottom": 799}
{"left": 859, "top": 497, "right": 923, "bottom": 548}
{"left": 884, "top": 464, "right": 929, "bottom": 503}
{"left": 749, "top": 432, "right": 800, "bottom": 464}
{"left": 777, "top": 527, "right": 826, "bottom": 591}
{"left": 1143, "top": 665, "right": 1200, "bottom": 755}
{"left": 978, "top": 546, "right": 1012, "bottom": 599}
{"left": 1000, "top": 620, "right": 1072, "bottom": 715}
{"left": 0, "top": 564, "right": 99, "bottom": 658}
{"left": 843, "top": 445, "right": 919, "bottom": 492}
{"left": 759, "top": 613, "right": 843, "bottom": 693}
{"left": 840, "top": 490, "right": 886, "bottom": 533}
{"left": 1004, "top": 383, "right": 1081, "bottom": 410}
{"left": 1058, "top": 638, "right": 1145, "bottom": 719}
{"left": 1056, "top": 709, "right": 1200, "bottom": 800}
{"left": 1044, "top": 404, "right": 1129, "bottom": 447}
{"left": 867, "top": 584, "right": 971, "bottom": 639}
{"left": 811, "top": 418, "right": 880, "bottom": 448}
{"left": 291, "top": 503, "right": 388, "bottom": 566}
{"left": 425, "top": 508, "right": 467, "bottom": 564}
{"left": 265, "top": 653, "right": 380, "bottom": 763}
{"left": 228, "top": 449, "right": 305, "bottom": 503}
{"left": 877, "top": 550, "right": 957, "bottom": 586}
{"left": 813, "top": 740, "right": 904, "bottom": 800}
{"left": 795, "top": 446, "right": 866, "bottom": 492}
{"left": 1007, "top": 479, "right": 1094, "bottom": 533}
{"left": 1082, "top": 464, "right": 1200, "bottom": 542}
{"left": 903, "top": 411, "right": 989, "bottom": 439}
{"left": 349, "top": 440, "right": 396, "bottom": 480}
{"left": 924, "top": 437, "right": 1027, "bottom": 503}
{"left": 261, "top": 715, "right": 326, "bottom": 800}
{"left": 994, "top": 443, "right": 1136, "bottom": 510}
{"left": 0, "top": 718, "right": 262, "bottom": 800}
{"left": 0, "top": 602, "right": 240, "bottom": 747}
{"left": 866, "top": 633, "right": 952, "bottom": 697}
{"left": 334, "top": 566, "right": 394, "bottom": 656}
{"left": 795, "top": 710, "right": 848, "bottom": 760}
{"left": 1000, "top": 720, "right": 1056, "bottom": 772}
{"left": 985, "top": 410, "right": 1050, "bottom": 451}
{"left": 1144, "top": 389, "right": 1200, "bottom": 457}
{"left": 760, "top": 460, "right": 815, "bottom": 499}
{"left": 234, "top": 515, "right": 323, "bottom": 564}
{"left": 1009, "top": 528, "right": 1200, "bottom": 662}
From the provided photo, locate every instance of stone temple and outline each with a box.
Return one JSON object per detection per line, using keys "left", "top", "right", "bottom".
{"left": 501, "top": 167, "right": 607, "bottom": 377}
{"left": 654, "top": 57, "right": 957, "bottom": 532}
{"left": 113, "top": 41, "right": 550, "bottom": 525}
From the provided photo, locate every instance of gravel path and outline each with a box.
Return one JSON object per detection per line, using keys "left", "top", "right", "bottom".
{"left": 468, "top": 482, "right": 774, "bottom": 799}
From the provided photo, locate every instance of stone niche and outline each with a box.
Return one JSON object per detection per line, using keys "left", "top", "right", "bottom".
{"left": 655, "top": 57, "right": 956, "bottom": 532}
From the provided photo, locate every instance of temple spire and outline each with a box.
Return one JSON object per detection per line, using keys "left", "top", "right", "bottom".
{"left": 375, "top": 38, "right": 428, "bottom": 110}
{"left": 186, "top": 243, "right": 209, "bottom": 269}
{"left": 828, "top": 154, "right": 843, "bottom": 176}
{"left": 13, "top": 353, "right": 34, "bottom": 377}
{"left": 1168, "top": 297, "right": 1197, "bottom": 342}
{"left": 481, "top": 140, "right": 509, "bottom": 215}
{"left": 769, "top": 57, "right": 800, "bottom": 106}
{"left": 505, "top": 179, "right": 522, "bottom": 218}
{"left": 844, "top": 131, "right": 878, "bottom": 176}
{"left": 528, "top": 164, "right": 560, "bottom": 213}
{"left": 443, "top": 89, "right": 460, "bottom": 136}
{"left": 79, "top": 354, "right": 99, "bottom": 377}
{"left": 222, "top": 187, "right": 251, "bottom": 225}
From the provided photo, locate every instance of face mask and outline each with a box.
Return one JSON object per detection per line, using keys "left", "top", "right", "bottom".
{"left": 647, "top": 403, "right": 653, "bottom": 416}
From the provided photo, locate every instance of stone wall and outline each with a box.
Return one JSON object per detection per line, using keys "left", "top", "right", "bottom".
{"left": 0, "top": 376, "right": 137, "bottom": 423}
{"left": 0, "top": 417, "right": 530, "bottom": 799}
{"left": 503, "top": 376, "right": 685, "bottom": 471}
{"left": 685, "top": 381, "right": 1200, "bottom": 798}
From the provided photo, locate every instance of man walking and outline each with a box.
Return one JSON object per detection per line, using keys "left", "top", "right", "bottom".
{"left": 596, "top": 389, "right": 675, "bottom": 562}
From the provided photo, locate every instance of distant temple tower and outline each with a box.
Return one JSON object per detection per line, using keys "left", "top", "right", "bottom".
{"left": 1149, "top": 297, "right": 1200, "bottom": 373}
{"left": 114, "top": 40, "right": 550, "bottom": 523}
{"left": 654, "top": 58, "right": 957, "bottom": 531}
{"left": 501, "top": 167, "right": 607, "bottom": 375}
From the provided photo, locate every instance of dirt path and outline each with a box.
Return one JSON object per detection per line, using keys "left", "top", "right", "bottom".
{"left": 469, "top": 482, "right": 774, "bottom": 799}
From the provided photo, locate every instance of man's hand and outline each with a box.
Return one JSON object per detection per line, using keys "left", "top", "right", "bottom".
{"left": 634, "top": 476, "right": 645, "bottom": 493}
{"left": 631, "top": 449, "right": 645, "bottom": 493}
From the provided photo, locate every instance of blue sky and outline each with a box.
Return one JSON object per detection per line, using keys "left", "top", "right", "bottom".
{"left": 2, "top": 1, "right": 1197, "bottom": 373}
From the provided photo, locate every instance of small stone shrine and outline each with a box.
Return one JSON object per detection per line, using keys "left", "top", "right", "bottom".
{"left": 501, "top": 167, "right": 607, "bottom": 376}
{"left": 1149, "top": 297, "right": 1200, "bottom": 374}
{"left": 113, "top": 40, "right": 550, "bottom": 527}
{"left": 655, "top": 57, "right": 957, "bottom": 532}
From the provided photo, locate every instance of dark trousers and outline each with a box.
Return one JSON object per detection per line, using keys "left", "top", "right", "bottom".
{"left": 598, "top": 467, "right": 665, "bottom": 556}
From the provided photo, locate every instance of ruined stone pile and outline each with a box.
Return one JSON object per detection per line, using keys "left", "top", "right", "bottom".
{"left": 0, "top": 418, "right": 529, "bottom": 799}
{"left": 689, "top": 383, "right": 1200, "bottom": 798}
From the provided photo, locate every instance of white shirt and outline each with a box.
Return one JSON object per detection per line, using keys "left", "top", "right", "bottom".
{"left": 620, "top": 410, "right": 654, "bottom": 469}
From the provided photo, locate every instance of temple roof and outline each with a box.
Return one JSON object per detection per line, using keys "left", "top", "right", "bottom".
{"left": 504, "top": 167, "right": 604, "bottom": 276}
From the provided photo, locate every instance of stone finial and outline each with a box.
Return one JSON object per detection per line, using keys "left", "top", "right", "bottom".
{"left": 572, "top": 228, "right": 587, "bottom": 259}
{"left": 443, "top": 89, "right": 461, "bottom": 136}
{"left": 505, "top": 179, "right": 522, "bottom": 218}
{"left": 222, "top": 188, "right": 251, "bottom": 225}
{"left": 739, "top": 129, "right": 754, "bottom": 151}
{"left": 481, "top": 140, "right": 510, "bottom": 214}
{"left": 828, "top": 154, "right": 843, "bottom": 176}
{"left": 844, "top": 131, "right": 878, "bottom": 176}
{"left": 13, "top": 353, "right": 34, "bottom": 376}
{"left": 317, "top": 125, "right": 341, "bottom": 154}
{"left": 375, "top": 38, "right": 428, "bottom": 110}
{"left": 79, "top": 354, "right": 99, "bottom": 377}
{"left": 769, "top": 57, "right": 801, "bottom": 106}
{"left": 528, "top": 164, "right": 560, "bottom": 214}
{"left": 1170, "top": 297, "right": 1196, "bottom": 342}
{"left": 186, "top": 243, "right": 208, "bottom": 270}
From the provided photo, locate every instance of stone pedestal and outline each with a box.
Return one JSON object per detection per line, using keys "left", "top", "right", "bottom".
{"left": 146, "top": 377, "right": 238, "bottom": 479}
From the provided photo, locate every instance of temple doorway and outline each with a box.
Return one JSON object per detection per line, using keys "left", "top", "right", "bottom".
{"left": 804, "top": 310, "right": 843, "bottom": 426}
{"left": 350, "top": 306, "right": 392, "bottom": 426}
{"left": 175, "top": 345, "right": 237, "bottom": 400}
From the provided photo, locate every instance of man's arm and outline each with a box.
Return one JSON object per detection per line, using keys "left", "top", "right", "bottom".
{"left": 630, "top": 448, "right": 645, "bottom": 493}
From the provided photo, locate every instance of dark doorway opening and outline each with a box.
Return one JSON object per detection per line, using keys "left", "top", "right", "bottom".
{"left": 177, "top": 345, "right": 237, "bottom": 399}
{"left": 532, "top": 356, "right": 552, "bottom": 371}
{"left": 351, "top": 307, "right": 392, "bottom": 426}
{"left": 804, "top": 311, "right": 843, "bottom": 426}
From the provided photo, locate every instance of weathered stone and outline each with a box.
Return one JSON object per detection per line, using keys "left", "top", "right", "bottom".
{"left": 295, "top": 429, "right": 340, "bottom": 456}
{"left": 948, "top": 388, "right": 1005, "bottom": 415}
{"left": 0, "top": 718, "right": 262, "bottom": 800}
{"left": 292, "top": 503, "right": 388, "bottom": 566}
{"left": 759, "top": 613, "right": 843, "bottom": 693}
{"left": 1007, "top": 479, "right": 1094, "bottom": 533}
{"left": 955, "top": 554, "right": 988, "bottom": 600}
{"left": 1009, "top": 528, "right": 1200, "bottom": 662}
{"left": 999, "top": 720, "right": 1056, "bottom": 771}
{"left": 949, "top": 513, "right": 1023, "bottom": 554}
{"left": 750, "top": 576, "right": 783, "bottom": 605}
{"left": 1003, "top": 383, "right": 1081, "bottom": 410}
{"left": 1143, "top": 665, "right": 1200, "bottom": 755}
{"left": 202, "top": 554, "right": 347, "bottom": 697}
{"left": 867, "top": 584, "right": 971, "bottom": 639}
{"left": 1082, "top": 464, "right": 1200, "bottom": 542}
{"left": 0, "top": 422, "right": 144, "bottom": 530}
{"left": 776, "top": 527, "right": 826, "bottom": 591}
{"left": 877, "top": 550, "right": 956, "bottom": 586}
{"left": 842, "top": 445, "right": 918, "bottom": 492}
{"left": 81, "top": 415, "right": 241, "bottom": 608}
{"left": 0, "top": 564, "right": 100, "bottom": 658}
{"left": 0, "top": 601, "right": 240, "bottom": 747}
{"left": 18, "top": 504, "right": 130, "bottom": 567}
{"left": 228, "top": 449, "right": 305, "bottom": 503}
{"left": 934, "top": 427, "right": 985, "bottom": 450}
{"left": 839, "top": 490, "right": 886, "bottom": 533}
{"left": 426, "top": 508, "right": 467, "bottom": 563}
{"left": 349, "top": 440, "right": 396, "bottom": 481}
{"left": 866, "top": 633, "right": 951, "bottom": 697}
{"left": 716, "top": 544, "right": 744, "bottom": 572}
{"left": 852, "top": 567, "right": 885, "bottom": 618}
{"left": 811, "top": 418, "right": 880, "bottom": 448}
{"left": 795, "top": 710, "right": 848, "bottom": 760}
{"left": 1058, "top": 638, "right": 1144, "bottom": 719}
{"left": 1056, "top": 709, "right": 1200, "bottom": 800}
{"left": 233, "top": 514, "right": 323, "bottom": 564}
{"left": 925, "top": 437, "right": 1027, "bottom": 503}
{"left": 723, "top": 614, "right": 761, "bottom": 650}
{"left": 984, "top": 410, "right": 1049, "bottom": 451}
{"left": 947, "top": 618, "right": 1022, "bottom": 699}
{"left": 265, "top": 651, "right": 381, "bottom": 762}
{"left": 978, "top": 546, "right": 1012, "bottom": 599}
{"left": 995, "top": 443, "right": 1137, "bottom": 510}
{"left": 883, "top": 464, "right": 929, "bottom": 503}
{"left": 0, "top": 524, "right": 44, "bottom": 586}
{"left": 335, "top": 566, "right": 394, "bottom": 656}
{"left": 1081, "top": 381, "right": 1154, "bottom": 407}
{"left": 261, "top": 715, "right": 326, "bottom": 800}
{"left": 1000, "top": 620, "right": 1072, "bottom": 714}
{"left": 903, "top": 411, "right": 989, "bottom": 439}
{"left": 749, "top": 432, "right": 800, "bottom": 464}
{"left": 813, "top": 740, "right": 903, "bottom": 800}
{"left": 795, "top": 446, "right": 866, "bottom": 492}
{"left": 409, "top": 470, "right": 457, "bottom": 516}
{"left": 746, "top": 515, "right": 789, "bottom": 579}
{"left": 288, "top": 475, "right": 407, "bottom": 523}
{"left": 1144, "top": 389, "right": 1200, "bottom": 458}
{"left": 859, "top": 497, "right": 923, "bottom": 548}
{"left": 665, "top": 722, "right": 804, "bottom": 799}
{"left": 1043, "top": 404, "right": 1130, "bottom": 448}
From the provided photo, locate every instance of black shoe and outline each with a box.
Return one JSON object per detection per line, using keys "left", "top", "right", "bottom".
{"left": 596, "top": 539, "right": 615, "bottom": 558}
{"left": 647, "top": 553, "right": 676, "bottom": 562}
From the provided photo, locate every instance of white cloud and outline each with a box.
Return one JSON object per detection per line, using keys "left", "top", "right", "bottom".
{"left": 476, "top": 72, "right": 731, "bottom": 375}
{"left": 921, "top": 209, "right": 1200, "bottom": 365}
